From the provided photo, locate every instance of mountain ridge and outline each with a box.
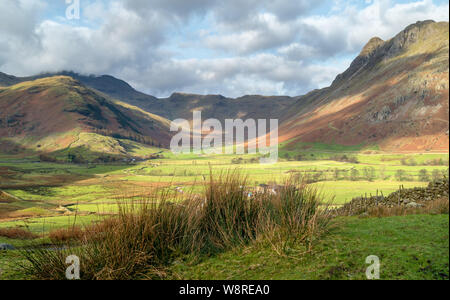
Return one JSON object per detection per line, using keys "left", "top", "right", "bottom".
{"left": 280, "top": 20, "right": 449, "bottom": 152}
{"left": 1, "top": 20, "right": 448, "bottom": 153}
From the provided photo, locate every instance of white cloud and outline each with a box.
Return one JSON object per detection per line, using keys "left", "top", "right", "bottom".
{"left": 0, "top": 0, "right": 448, "bottom": 98}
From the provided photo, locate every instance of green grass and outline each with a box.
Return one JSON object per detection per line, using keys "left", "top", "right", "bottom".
{"left": 311, "top": 180, "right": 428, "bottom": 204}
{"left": 280, "top": 141, "right": 374, "bottom": 154}
{"left": 2, "top": 214, "right": 448, "bottom": 280}
{"left": 0, "top": 215, "right": 104, "bottom": 234}
{"left": 0, "top": 251, "right": 29, "bottom": 280}
{"left": 1, "top": 151, "right": 448, "bottom": 233}
{"left": 169, "top": 214, "right": 449, "bottom": 280}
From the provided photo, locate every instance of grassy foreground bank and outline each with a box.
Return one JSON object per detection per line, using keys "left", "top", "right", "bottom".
{"left": 1, "top": 214, "right": 448, "bottom": 280}
{"left": 169, "top": 214, "right": 449, "bottom": 280}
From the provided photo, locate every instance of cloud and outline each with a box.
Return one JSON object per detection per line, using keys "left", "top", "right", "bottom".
{"left": 205, "top": 14, "right": 297, "bottom": 55}
{"left": 127, "top": 53, "right": 348, "bottom": 97}
{"left": 0, "top": 0, "right": 46, "bottom": 68}
{"left": 0, "top": 0, "right": 448, "bottom": 98}
{"left": 1, "top": 1, "right": 168, "bottom": 76}
{"left": 298, "top": 0, "right": 450, "bottom": 57}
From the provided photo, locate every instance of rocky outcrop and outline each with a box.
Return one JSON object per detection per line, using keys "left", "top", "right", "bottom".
{"left": 0, "top": 244, "right": 15, "bottom": 251}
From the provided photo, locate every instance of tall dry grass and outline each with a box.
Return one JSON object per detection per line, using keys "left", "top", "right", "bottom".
{"left": 22, "top": 170, "right": 332, "bottom": 280}
{"left": 0, "top": 227, "right": 37, "bottom": 240}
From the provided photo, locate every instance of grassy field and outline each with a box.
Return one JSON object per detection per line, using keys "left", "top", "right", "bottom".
{"left": 0, "top": 150, "right": 448, "bottom": 233}
{"left": 0, "top": 148, "right": 448, "bottom": 280}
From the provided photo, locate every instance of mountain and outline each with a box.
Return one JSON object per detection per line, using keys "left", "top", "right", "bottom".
{"left": 280, "top": 20, "right": 449, "bottom": 152}
{"left": 0, "top": 76, "right": 171, "bottom": 158}
{"left": 0, "top": 71, "right": 295, "bottom": 122}
{"left": 1, "top": 20, "right": 448, "bottom": 154}
{"left": 0, "top": 71, "right": 159, "bottom": 106}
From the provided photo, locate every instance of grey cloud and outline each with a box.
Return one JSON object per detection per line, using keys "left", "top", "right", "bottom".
{"left": 123, "top": 0, "right": 215, "bottom": 21}
{"left": 0, "top": 0, "right": 44, "bottom": 70}
{"left": 126, "top": 54, "right": 341, "bottom": 97}
{"left": 0, "top": 0, "right": 43, "bottom": 38}
{"left": 265, "top": 0, "right": 325, "bottom": 20}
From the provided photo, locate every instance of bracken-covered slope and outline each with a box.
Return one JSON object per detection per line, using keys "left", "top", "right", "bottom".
{"left": 0, "top": 76, "right": 171, "bottom": 156}
{"left": 280, "top": 20, "right": 449, "bottom": 152}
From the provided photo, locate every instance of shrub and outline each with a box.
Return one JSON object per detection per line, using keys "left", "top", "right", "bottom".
{"left": 432, "top": 169, "right": 443, "bottom": 181}
{"left": 418, "top": 169, "right": 430, "bottom": 182}
{"left": 39, "top": 154, "right": 59, "bottom": 163}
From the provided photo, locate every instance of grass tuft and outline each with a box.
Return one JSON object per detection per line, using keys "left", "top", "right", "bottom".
{"left": 21, "top": 170, "right": 332, "bottom": 280}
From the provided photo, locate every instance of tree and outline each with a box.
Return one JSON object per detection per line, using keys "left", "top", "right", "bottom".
{"left": 341, "top": 169, "right": 349, "bottom": 180}
{"left": 418, "top": 169, "right": 430, "bottom": 182}
{"left": 395, "top": 169, "right": 406, "bottom": 181}
{"left": 379, "top": 167, "right": 388, "bottom": 180}
{"left": 408, "top": 158, "right": 417, "bottom": 166}
{"left": 295, "top": 154, "right": 304, "bottom": 161}
{"left": 363, "top": 167, "right": 376, "bottom": 182}
{"left": 432, "top": 169, "right": 442, "bottom": 181}
{"left": 67, "top": 153, "right": 76, "bottom": 163}
{"left": 350, "top": 169, "right": 359, "bottom": 181}
{"left": 333, "top": 168, "right": 340, "bottom": 181}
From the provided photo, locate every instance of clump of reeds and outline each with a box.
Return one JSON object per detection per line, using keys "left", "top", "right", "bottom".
{"left": 21, "top": 170, "right": 332, "bottom": 280}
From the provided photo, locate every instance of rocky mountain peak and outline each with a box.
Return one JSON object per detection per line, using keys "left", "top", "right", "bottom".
{"left": 384, "top": 20, "right": 438, "bottom": 58}
{"left": 331, "top": 20, "right": 444, "bottom": 87}
{"left": 359, "top": 37, "right": 385, "bottom": 57}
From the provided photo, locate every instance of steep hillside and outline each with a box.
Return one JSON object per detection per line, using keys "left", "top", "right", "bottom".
{"left": 280, "top": 20, "right": 449, "bottom": 152}
{"left": 0, "top": 76, "right": 171, "bottom": 157}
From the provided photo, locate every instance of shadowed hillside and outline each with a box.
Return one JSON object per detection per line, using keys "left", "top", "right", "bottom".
{"left": 0, "top": 76, "right": 171, "bottom": 158}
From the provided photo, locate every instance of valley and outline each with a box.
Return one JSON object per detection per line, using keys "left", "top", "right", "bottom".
{"left": 0, "top": 20, "right": 448, "bottom": 281}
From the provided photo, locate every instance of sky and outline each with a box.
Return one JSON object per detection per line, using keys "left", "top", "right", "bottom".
{"left": 0, "top": 0, "right": 448, "bottom": 98}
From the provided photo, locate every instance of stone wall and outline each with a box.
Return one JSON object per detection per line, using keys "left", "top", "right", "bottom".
{"left": 336, "top": 179, "right": 449, "bottom": 216}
